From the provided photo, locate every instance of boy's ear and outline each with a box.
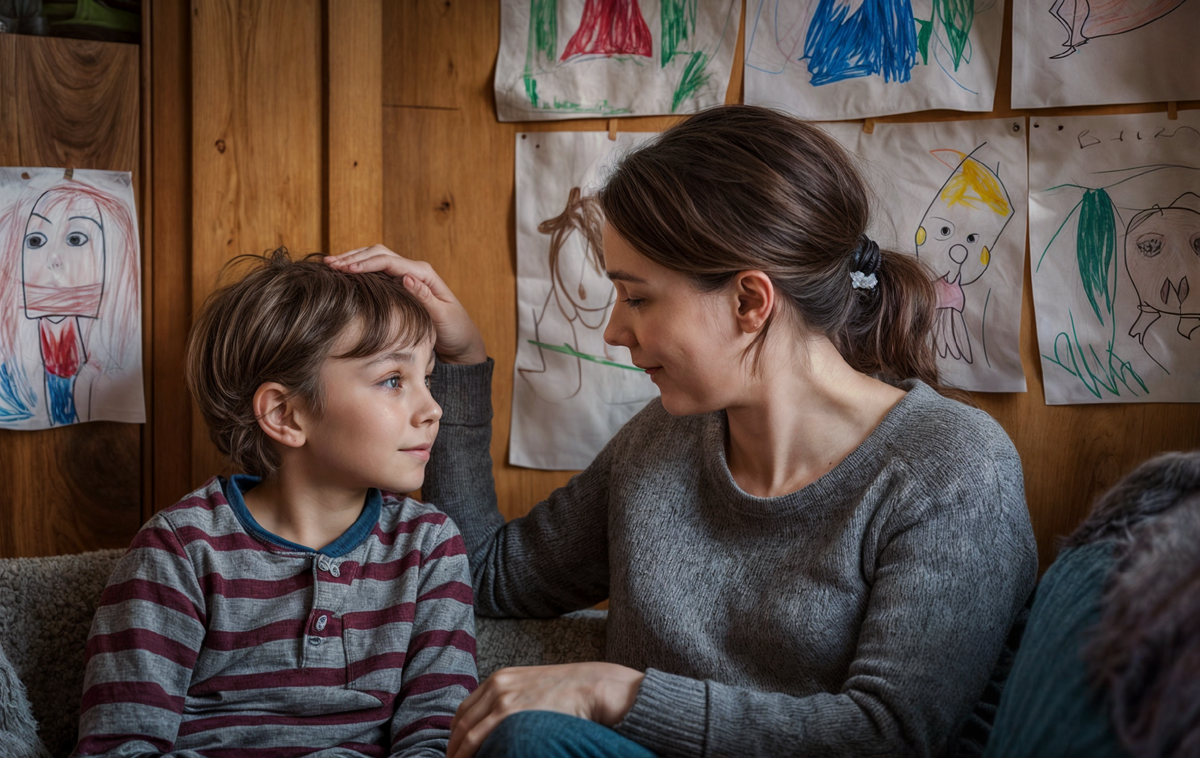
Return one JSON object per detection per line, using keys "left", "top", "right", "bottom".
{"left": 731, "top": 270, "right": 776, "bottom": 335}
{"left": 252, "top": 382, "right": 306, "bottom": 449}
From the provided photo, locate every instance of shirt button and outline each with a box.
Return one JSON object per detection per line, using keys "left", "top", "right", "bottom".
{"left": 315, "top": 614, "right": 328, "bottom": 631}
{"left": 308, "top": 636, "right": 322, "bottom": 647}
{"left": 330, "top": 563, "right": 341, "bottom": 577}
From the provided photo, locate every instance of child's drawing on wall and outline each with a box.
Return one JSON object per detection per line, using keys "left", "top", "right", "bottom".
{"left": 1124, "top": 192, "right": 1200, "bottom": 346}
{"left": 1048, "top": 0, "right": 1190, "bottom": 58}
{"left": 512, "top": 131, "right": 658, "bottom": 470}
{"left": 743, "top": 0, "right": 1005, "bottom": 121}
{"left": 520, "top": 186, "right": 650, "bottom": 403}
{"left": 1029, "top": 111, "right": 1200, "bottom": 404}
{"left": 494, "top": 0, "right": 740, "bottom": 121}
{"left": 0, "top": 168, "right": 144, "bottom": 429}
{"left": 915, "top": 147, "right": 1015, "bottom": 364}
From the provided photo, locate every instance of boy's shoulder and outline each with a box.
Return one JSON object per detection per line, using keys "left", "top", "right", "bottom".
{"left": 375, "top": 493, "right": 460, "bottom": 547}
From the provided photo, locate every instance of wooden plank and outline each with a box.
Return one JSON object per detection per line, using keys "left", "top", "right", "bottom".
{"left": 328, "top": 0, "right": 384, "bottom": 252}
{"left": 381, "top": 0, "right": 460, "bottom": 110}
{"left": 0, "top": 35, "right": 142, "bottom": 558}
{"left": 149, "top": 0, "right": 196, "bottom": 512}
{"left": 191, "top": 0, "right": 325, "bottom": 482}
{"left": 141, "top": 1, "right": 155, "bottom": 519}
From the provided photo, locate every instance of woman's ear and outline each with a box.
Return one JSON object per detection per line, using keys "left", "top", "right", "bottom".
{"left": 731, "top": 270, "right": 776, "bottom": 335}
{"left": 252, "top": 382, "right": 306, "bottom": 449}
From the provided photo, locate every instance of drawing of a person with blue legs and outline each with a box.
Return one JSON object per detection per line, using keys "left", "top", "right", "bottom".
{"left": 521, "top": 187, "right": 655, "bottom": 406}
{"left": 1124, "top": 192, "right": 1200, "bottom": 361}
{"left": 915, "top": 149, "right": 1013, "bottom": 364}
{"left": 0, "top": 179, "right": 140, "bottom": 428}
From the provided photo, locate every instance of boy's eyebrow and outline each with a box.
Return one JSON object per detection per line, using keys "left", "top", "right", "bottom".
{"left": 606, "top": 269, "right": 646, "bottom": 283}
{"left": 366, "top": 350, "right": 416, "bottom": 367}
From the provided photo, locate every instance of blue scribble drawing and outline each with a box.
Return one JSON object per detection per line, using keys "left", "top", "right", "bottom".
{"left": 803, "top": 0, "right": 919, "bottom": 85}
{"left": 746, "top": 0, "right": 987, "bottom": 93}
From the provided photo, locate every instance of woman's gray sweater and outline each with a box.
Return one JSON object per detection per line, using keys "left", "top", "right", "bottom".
{"left": 424, "top": 360, "right": 1037, "bottom": 758}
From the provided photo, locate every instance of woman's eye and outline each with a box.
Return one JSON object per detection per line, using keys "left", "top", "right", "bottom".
{"left": 966, "top": 233, "right": 978, "bottom": 244}
{"left": 623, "top": 297, "right": 645, "bottom": 309}
{"left": 24, "top": 232, "right": 47, "bottom": 249}
{"left": 66, "top": 232, "right": 89, "bottom": 247}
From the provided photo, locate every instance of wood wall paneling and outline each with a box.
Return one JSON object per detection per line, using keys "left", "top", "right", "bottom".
{"left": 0, "top": 35, "right": 142, "bottom": 557}
{"left": 190, "top": 0, "right": 327, "bottom": 483}
{"left": 148, "top": 0, "right": 195, "bottom": 513}
{"left": 328, "top": 0, "right": 384, "bottom": 252}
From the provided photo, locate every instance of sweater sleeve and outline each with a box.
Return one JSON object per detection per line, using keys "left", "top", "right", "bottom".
{"left": 388, "top": 517, "right": 480, "bottom": 758}
{"left": 616, "top": 452, "right": 1038, "bottom": 758}
{"left": 73, "top": 519, "right": 209, "bottom": 758}
{"left": 424, "top": 359, "right": 613, "bottom": 617}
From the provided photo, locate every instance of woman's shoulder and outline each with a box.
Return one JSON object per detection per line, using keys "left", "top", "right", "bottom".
{"left": 881, "top": 381, "right": 1023, "bottom": 496}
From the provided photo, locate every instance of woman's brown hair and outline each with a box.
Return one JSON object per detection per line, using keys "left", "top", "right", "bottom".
{"left": 599, "top": 104, "right": 944, "bottom": 391}
{"left": 186, "top": 248, "right": 434, "bottom": 479}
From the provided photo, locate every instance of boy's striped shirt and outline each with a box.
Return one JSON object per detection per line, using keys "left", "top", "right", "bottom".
{"left": 75, "top": 476, "right": 477, "bottom": 757}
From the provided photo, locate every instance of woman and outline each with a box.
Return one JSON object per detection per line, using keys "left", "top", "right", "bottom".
{"left": 330, "top": 105, "right": 1037, "bottom": 758}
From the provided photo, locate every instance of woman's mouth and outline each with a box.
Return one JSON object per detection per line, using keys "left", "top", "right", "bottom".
{"left": 401, "top": 445, "right": 432, "bottom": 461}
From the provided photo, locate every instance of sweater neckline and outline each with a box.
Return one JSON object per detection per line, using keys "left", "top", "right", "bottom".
{"left": 702, "top": 379, "right": 928, "bottom": 516}
{"left": 221, "top": 474, "right": 382, "bottom": 557}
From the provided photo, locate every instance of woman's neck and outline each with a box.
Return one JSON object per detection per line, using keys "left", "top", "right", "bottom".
{"left": 241, "top": 468, "right": 368, "bottom": 551}
{"left": 724, "top": 338, "right": 906, "bottom": 498}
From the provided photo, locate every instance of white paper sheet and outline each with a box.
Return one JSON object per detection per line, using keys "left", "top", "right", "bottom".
{"left": 0, "top": 168, "right": 145, "bottom": 429}
{"left": 495, "top": 0, "right": 740, "bottom": 122}
{"left": 744, "top": 0, "right": 1004, "bottom": 121}
{"left": 1030, "top": 112, "right": 1200, "bottom": 404}
{"left": 1013, "top": 0, "right": 1200, "bottom": 108}
{"left": 821, "top": 118, "right": 1028, "bottom": 392}
{"left": 511, "top": 132, "right": 660, "bottom": 470}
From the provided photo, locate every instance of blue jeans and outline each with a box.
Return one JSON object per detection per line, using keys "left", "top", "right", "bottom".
{"left": 477, "top": 711, "right": 659, "bottom": 758}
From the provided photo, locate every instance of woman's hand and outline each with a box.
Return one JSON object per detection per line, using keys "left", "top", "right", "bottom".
{"left": 326, "top": 245, "right": 487, "bottom": 365}
{"left": 447, "top": 662, "right": 644, "bottom": 758}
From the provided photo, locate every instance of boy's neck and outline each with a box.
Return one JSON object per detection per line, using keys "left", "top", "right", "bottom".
{"left": 241, "top": 469, "right": 369, "bottom": 552}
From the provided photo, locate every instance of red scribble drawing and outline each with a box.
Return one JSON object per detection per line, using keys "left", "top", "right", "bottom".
{"left": 1049, "top": 0, "right": 1190, "bottom": 58}
{"left": 561, "top": 0, "right": 653, "bottom": 59}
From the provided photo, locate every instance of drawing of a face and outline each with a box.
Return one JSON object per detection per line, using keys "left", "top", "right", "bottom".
{"left": 916, "top": 153, "right": 1013, "bottom": 286}
{"left": 542, "top": 187, "right": 614, "bottom": 330}
{"left": 1124, "top": 192, "right": 1200, "bottom": 340}
{"left": 21, "top": 189, "right": 105, "bottom": 320}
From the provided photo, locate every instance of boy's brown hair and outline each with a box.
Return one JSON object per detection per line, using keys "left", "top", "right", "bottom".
{"left": 186, "top": 248, "right": 434, "bottom": 479}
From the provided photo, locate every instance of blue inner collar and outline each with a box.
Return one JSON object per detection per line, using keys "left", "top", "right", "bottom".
{"left": 221, "top": 474, "right": 381, "bottom": 558}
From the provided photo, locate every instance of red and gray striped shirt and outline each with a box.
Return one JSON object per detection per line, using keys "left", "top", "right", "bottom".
{"left": 75, "top": 475, "right": 477, "bottom": 757}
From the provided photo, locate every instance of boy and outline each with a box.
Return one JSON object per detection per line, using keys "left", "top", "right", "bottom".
{"left": 74, "top": 249, "right": 477, "bottom": 757}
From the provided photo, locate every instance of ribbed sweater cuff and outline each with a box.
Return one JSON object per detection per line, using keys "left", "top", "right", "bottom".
{"left": 430, "top": 358, "right": 493, "bottom": 425}
{"left": 614, "top": 668, "right": 707, "bottom": 758}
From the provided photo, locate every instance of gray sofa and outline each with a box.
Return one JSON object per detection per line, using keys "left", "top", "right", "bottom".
{"left": 0, "top": 550, "right": 607, "bottom": 758}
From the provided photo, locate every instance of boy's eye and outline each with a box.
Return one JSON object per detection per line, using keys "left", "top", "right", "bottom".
{"left": 382, "top": 375, "right": 401, "bottom": 389}
{"left": 424, "top": 375, "right": 432, "bottom": 388}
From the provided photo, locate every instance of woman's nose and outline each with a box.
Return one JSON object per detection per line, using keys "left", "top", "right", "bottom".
{"left": 604, "top": 311, "right": 629, "bottom": 347}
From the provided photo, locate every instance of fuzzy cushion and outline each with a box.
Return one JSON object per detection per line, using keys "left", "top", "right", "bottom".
{"left": 0, "top": 550, "right": 606, "bottom": 757}
{"left": 0, "top": 550, "right": 123, "bottom": 758}
{"left": 0, "top": 637, "right": 49, "bottom": 758}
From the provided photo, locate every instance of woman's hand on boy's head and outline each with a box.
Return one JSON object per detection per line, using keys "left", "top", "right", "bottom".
{"left": 327, "top": 245, "right": 487, "bottom": 365}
